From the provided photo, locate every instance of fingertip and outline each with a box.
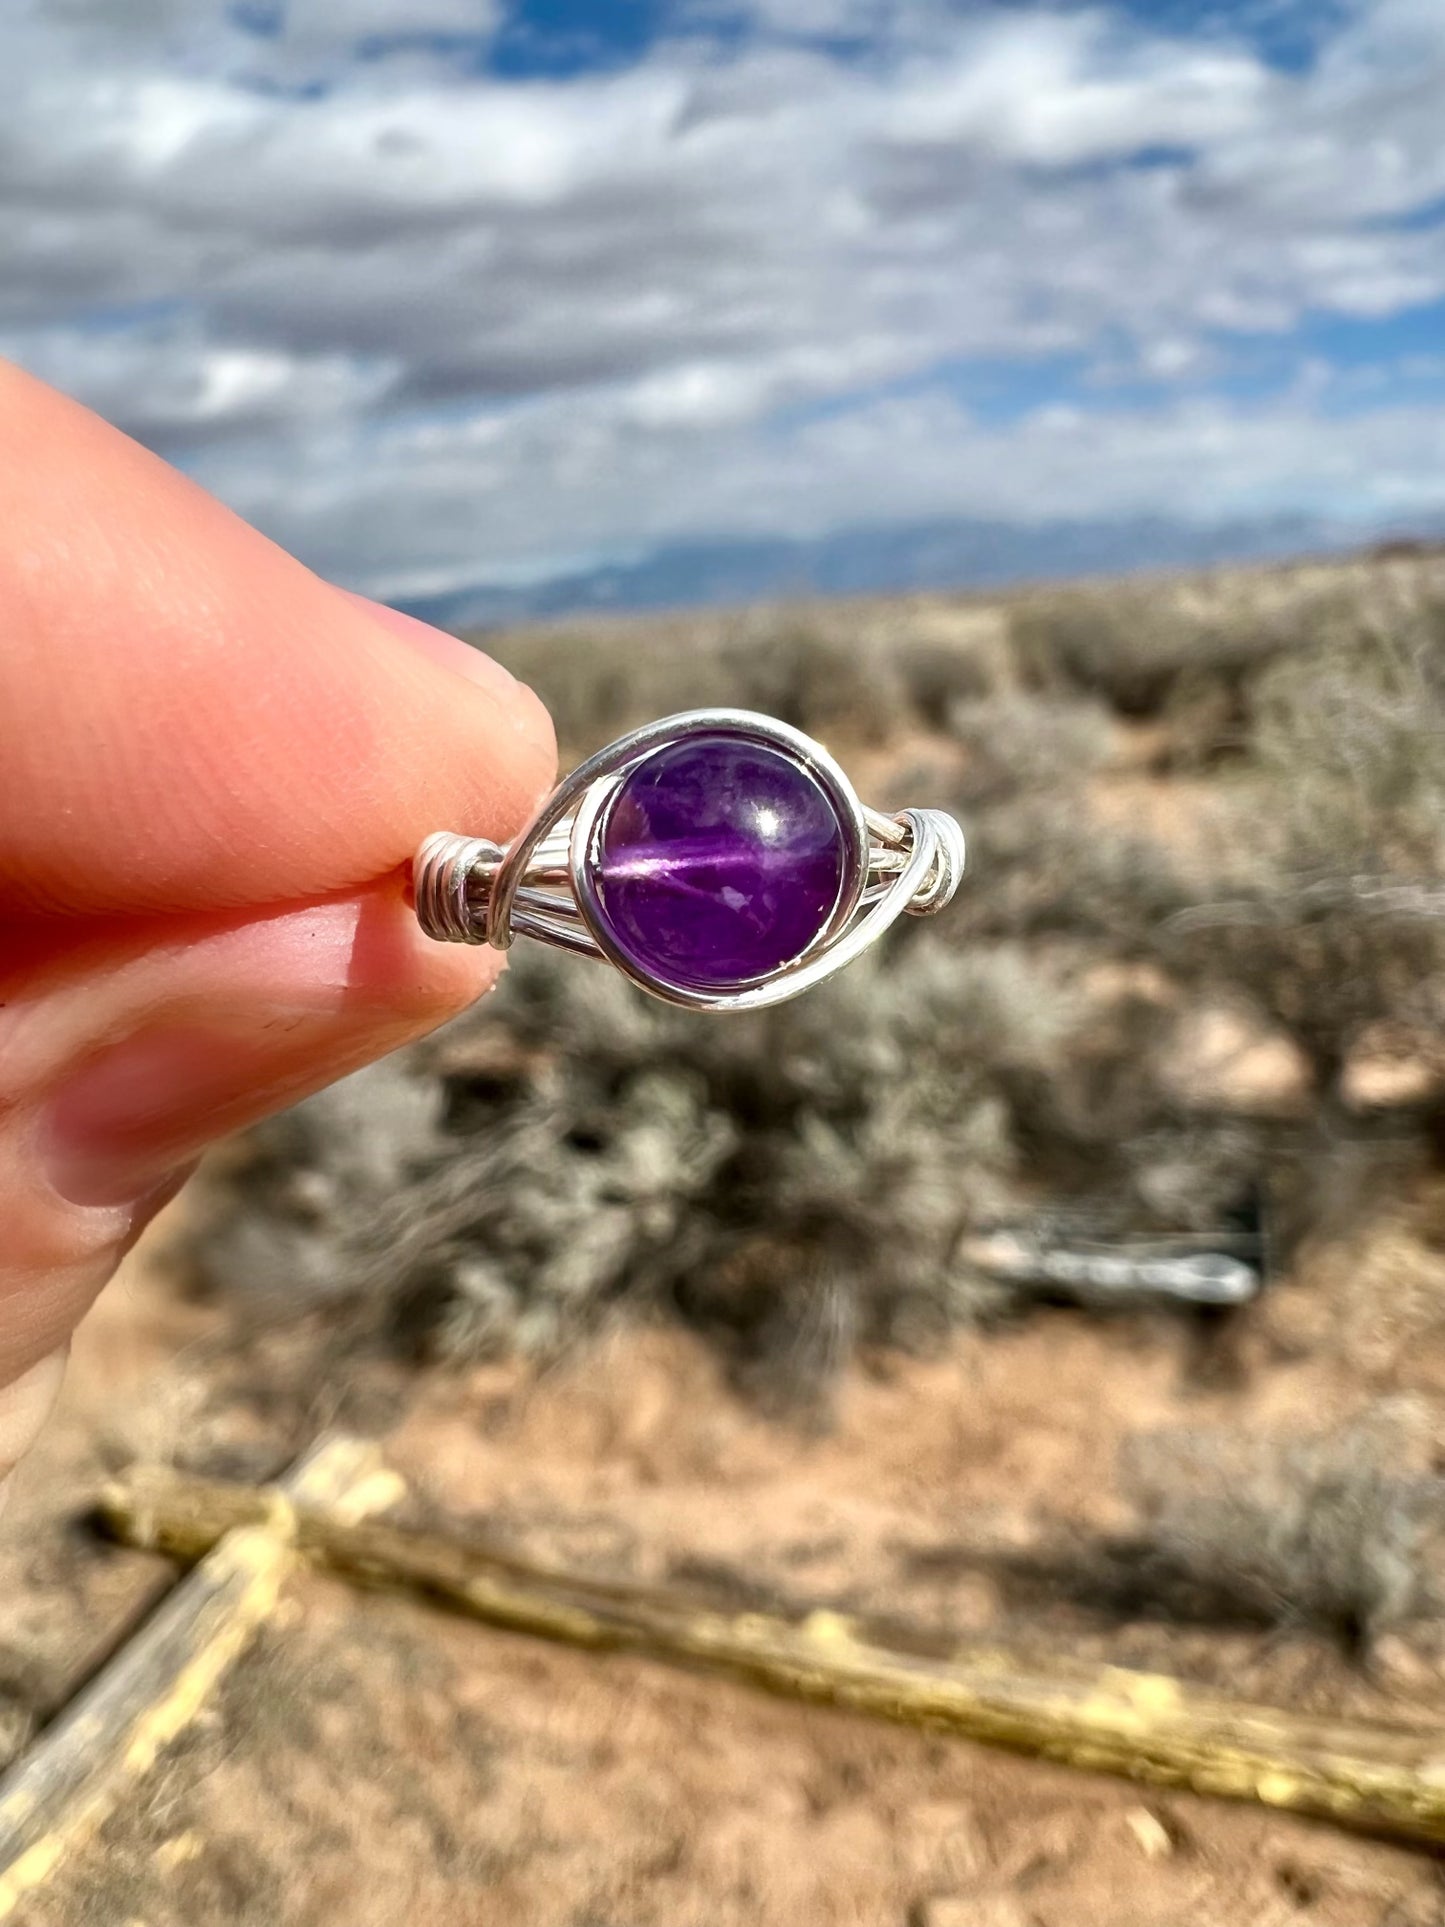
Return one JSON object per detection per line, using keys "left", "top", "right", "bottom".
{"left": 0, "top": 367, "right": 558, "bottom": 916}
{"left": 340, "top": 591, "right": 516, "bottom": 696}
{"left": 343, "top": 591, "right": 557, "bottom": 779}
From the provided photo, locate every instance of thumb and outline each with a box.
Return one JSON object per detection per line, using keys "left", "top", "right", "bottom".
{"left": 0, "top": 362, "right": 557, "bottom": 1467}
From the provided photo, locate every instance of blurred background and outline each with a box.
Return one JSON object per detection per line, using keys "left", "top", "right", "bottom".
{"left": 4, "top": 4, "right": 1445, "bottom": 1924}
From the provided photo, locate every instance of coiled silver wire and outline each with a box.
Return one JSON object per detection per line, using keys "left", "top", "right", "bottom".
{"left": 413, "top": 709, "right": 964, "bottom": 1011}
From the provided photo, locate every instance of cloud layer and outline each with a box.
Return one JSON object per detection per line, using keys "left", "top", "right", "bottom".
{"left": 3, "top": 0, "right": 1444, "bottom": 594}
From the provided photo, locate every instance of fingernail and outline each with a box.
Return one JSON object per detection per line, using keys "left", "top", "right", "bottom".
{"left": 342, "top": 591, "right": 519, "bottom": 701}
{"left": 39, "top": 1025, "right": 329, "bottom": 1209}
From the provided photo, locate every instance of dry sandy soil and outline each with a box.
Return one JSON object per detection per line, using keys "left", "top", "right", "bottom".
{"left": 4, "top": 1183, "right": 1445, "bottom": 1926}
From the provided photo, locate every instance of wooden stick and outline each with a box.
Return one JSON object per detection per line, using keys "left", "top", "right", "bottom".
{"left": 0, "top": 1437, "right": 402, "bottom": 1918}
{"left": 103, "top": 1464, "right": 1445, "bottom": 1850}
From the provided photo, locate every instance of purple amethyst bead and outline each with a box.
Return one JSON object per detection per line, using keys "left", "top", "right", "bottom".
{"left": 590, "top": 733, "right": 853, "bottom": 991}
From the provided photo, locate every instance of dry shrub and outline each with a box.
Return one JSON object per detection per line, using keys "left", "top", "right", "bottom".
{"left": 483, "top": 620, "right": 737, "bottom": 751}
{"left": 1161, "top": 629, "right": 1445, "bottom": 1094}
{"left": 891, "top": 633, "right": 1001, "bottom": 730}
{"left": 937, "top": 679, "right": 1186, "bottom": 951}
{"left": 722, "top": 621, "right": 910, "bottom": 747}
{"left": 997, "top": 1408, "right": 1445, "bottom": 1652}
{"left": 191, "top": 553, "right": 1445, "bottom": 1406}
{"left": 1246, "top": 626, "right": 1445, "bottom": 873}
{"left": 1009, "top": 567, "right": 1396, "bottom": 712}
{"left": 486, "top": 606, "right": 912, "bottom": 753}
{"left": 195, "top": 941, "right": 1078, "bottom": 1408}
{"left": 947, "top": 694, "right": 1114, "bottom": 807}
{"left": 482, "top": 553, "right": 1445, "bottom": 763}
{"left": 193, "top": 925, "right": 1275, "bottom": 1410}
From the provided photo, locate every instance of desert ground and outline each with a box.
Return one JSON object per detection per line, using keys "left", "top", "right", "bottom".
{"left": 4, "top": 547, "right": 1445, "bottom": 1925}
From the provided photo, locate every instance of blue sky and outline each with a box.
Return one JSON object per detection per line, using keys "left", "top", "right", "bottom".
{"left": 1, "top": 0, "right": 1442, "bottom": 597}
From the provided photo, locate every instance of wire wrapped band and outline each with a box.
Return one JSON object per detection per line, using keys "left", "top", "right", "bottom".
{"left": 413, "top": 709, "right": 964, "bottom": 1011}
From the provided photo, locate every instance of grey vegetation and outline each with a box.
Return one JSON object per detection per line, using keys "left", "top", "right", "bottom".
{"left": 190, "top": 552, "right": 1445, "bottom": 1409}
{"left": 196, "top": 942, "right": 1055, "bottom": 1411}
{"left": 993, "top": 1409, "right": 1445, "bottom": 1655}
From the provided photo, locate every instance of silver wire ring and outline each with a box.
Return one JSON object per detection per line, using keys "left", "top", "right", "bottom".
{"left": 413, "top": 708, "right": 964, "bottom": 1011}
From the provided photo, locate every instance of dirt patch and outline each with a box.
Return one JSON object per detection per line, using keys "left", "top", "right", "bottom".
{"left": 10, "top": 1204, "right": 1445, "bottom": 1924}
{"left": 25, "top": 1578, "right": 1445, "bottom": 1927}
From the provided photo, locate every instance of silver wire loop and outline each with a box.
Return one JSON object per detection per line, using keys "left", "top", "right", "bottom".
{"left": 413, "top": 709, "right": 965, "bottom": 1010}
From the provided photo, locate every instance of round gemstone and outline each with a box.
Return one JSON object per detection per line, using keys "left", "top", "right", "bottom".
{"left": 590, "top": 732, "right": 853, "bottom": 991}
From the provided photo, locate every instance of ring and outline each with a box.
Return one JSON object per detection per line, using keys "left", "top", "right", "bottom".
{"left": 412, "top": 708, "right": 965, "bottom": 1011}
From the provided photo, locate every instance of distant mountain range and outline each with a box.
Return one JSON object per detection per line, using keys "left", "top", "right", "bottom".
{"left": 393, "top": 511, "right": 1404, "bottom": 631}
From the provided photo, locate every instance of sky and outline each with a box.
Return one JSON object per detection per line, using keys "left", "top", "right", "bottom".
{"left": 2, "top": 0, "right": 1444, "bottom": 601}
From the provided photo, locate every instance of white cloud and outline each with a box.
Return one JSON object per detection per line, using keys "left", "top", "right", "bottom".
{"left": 285, "top": 0, "right": 499, "bottom": 38}
{"left": 0, "top": 325, "right": 399, "bottom": 441}
{"left": 0, "top": 0, "right": 1442, "bottom": 587}
{"left": 883, "top": 13, "right": 1269, "bottom": 164}
{"left": 201, "top": 370, "right": 1445, "bottom": 600}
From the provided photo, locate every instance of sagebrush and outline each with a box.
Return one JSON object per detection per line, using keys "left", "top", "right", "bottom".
{"left": 191, "top": 549, "right": 1445, "bottom": 1403}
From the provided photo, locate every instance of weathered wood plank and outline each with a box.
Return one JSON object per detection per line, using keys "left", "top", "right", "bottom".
{"left": 0, "top": 1437, "right": 401, "bottom": 1918}
{"left": 104, "top": 1463, "right": 1445, "bottom": 1852}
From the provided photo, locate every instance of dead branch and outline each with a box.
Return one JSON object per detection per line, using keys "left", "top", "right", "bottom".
{"left": 104, "top": 1462, "right": 1445, "bottom": 1851}
{"left": 0, "top": 1437, "right": 401, "bottom": 1918}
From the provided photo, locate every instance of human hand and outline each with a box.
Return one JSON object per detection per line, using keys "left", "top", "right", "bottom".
{"left": 0, "top": 361, "right": 555, "bottom": 1480}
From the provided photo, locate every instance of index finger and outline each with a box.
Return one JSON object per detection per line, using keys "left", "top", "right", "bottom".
{"left": 0, "top": 360, "right": 555, "bottom": 921}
